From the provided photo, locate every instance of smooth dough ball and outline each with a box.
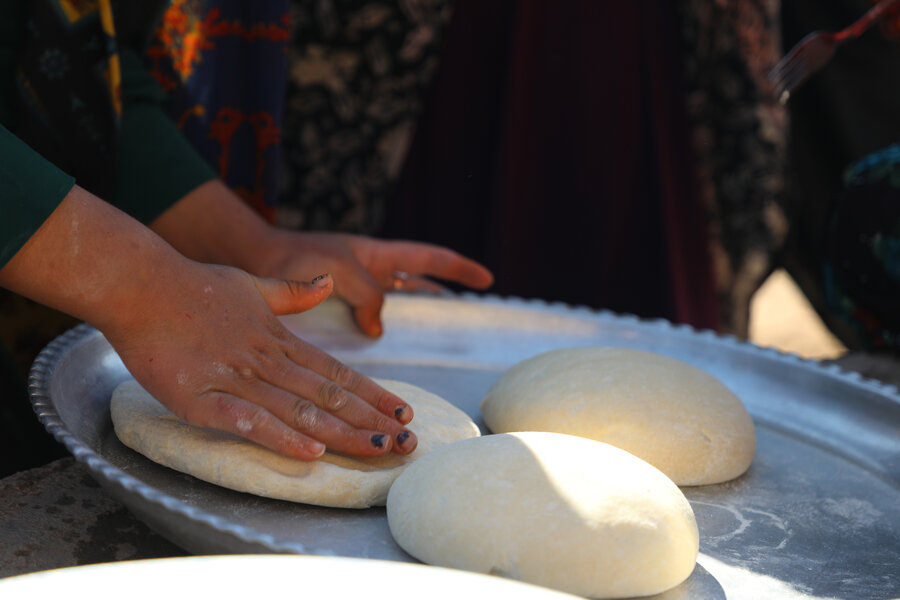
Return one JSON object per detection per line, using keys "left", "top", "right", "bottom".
{"left": 111, "top": 378, "right": 480, "bottom": 508}
{"left": 480, "top": 346, "right": 756, "bottom": 486}
{"left": 386, "top": 432, "right": 699, "bottom": 599}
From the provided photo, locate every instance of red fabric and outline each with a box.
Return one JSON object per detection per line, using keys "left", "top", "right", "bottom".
{"left": 386, "top": 1, "right": 717, "bottom": 329}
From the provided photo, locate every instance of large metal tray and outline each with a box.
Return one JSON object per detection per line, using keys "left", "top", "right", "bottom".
{"left": 30, "top": 293, "right": 900, "bottom": 600}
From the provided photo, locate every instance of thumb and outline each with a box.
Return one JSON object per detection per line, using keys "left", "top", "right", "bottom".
{"left": 253, "top": 273, "right": 334, "bottom": 316}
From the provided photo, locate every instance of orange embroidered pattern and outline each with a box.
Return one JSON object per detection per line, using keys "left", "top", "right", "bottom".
{"left": 147, "top": 1, "right": 290, "bottom": 90}
{"left": 146, "top": 1, "right": 290, "bottom": 222}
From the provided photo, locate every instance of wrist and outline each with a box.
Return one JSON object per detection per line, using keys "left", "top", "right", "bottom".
{"left": 0, "top": 186, "right": 194, "bottom": 334}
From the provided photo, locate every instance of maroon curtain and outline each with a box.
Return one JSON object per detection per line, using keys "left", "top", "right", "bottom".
{"left": 385, "top": 0, "right": 717, "bottom": 329}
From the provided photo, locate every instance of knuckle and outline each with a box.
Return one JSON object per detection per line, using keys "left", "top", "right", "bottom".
{"left": 189, "top": 394, "right": 270, "bottom": 436}
{"left": 289, "top": 399, "right": 322, "bottom": 432}
{"left": 183, "top": 393, "right": 232, "bottom": 427}
{"left": 372, "top": 414, "right": 397, "bottom": 434}
{"left": 317, "top": 380, "right": 350, "bottom": 412}
{"left": 328, "top": 361, "right": 360, "bottom": 389}
{"left": 257, "top": 352, "right": 291, "bottom": 381}
{"left": 236, "top": 366, "right": 256, "bottom": 381}
{"left": 283, "top": 279, "right": 307, "bottom": 298}
{"left": 372, "top": 389, "right": 397, "bottom": 414}
{"left": 236, "top": 406, "right": 270, "bottom": 434}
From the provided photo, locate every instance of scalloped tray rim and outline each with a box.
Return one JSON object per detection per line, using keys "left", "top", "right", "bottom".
{"left": 27, "top": 292, "right": 900, "bottom": 554}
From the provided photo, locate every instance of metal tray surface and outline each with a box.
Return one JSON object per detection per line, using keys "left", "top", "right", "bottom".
{"left": 29, "top": 293, "right": 900, "bottom": 600}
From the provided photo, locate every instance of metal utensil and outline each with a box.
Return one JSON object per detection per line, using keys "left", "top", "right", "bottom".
{"left": 769, "top": 0, "right": 900, "bottom": 103}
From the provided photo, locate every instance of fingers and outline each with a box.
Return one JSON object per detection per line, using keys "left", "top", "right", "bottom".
{"left": 280, "top": 336, "right": 415, "bottom": 426}
{"left": 389, "top": 241, "right": 494, "bottom": 289}
{"left": 352, "top": 304, "right": 383, "bottom": 338}
{"left": 352, "top": 238, "right": 495, "bottom": 290}
{"left": 326, "top": 259, "right": 386, "bottom": 337}
{"left": 218, "top": 332, "right": 419, "bottom": 457}
{"left": 182, "top": 390, "right": 402, "bottom": 460}
{"left": 251, "top": 379, "right": 418, "bottom": 457}
{"left": 247, "top": 268, "right": 419, "bottom": 457}
{"left": 391, "top": 273, "right": 447, "bottom": 294}
{"left": 253, "top": 273, "right": 333, "bottom": 316}
{"left": 181, "top": 364, "right": 418, "bottom": 460}
{"left": 111, "top": 259, "right": 416, "bottom": 464}
{"left": 181, "top": 392, "right": 328, "bottom": 461}
{"left": 335, "top": 241, "right": 494, "bottom": 337}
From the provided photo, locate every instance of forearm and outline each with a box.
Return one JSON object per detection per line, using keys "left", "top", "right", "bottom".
{"left": 149, "top": 179, "right": 279, "bottom": 273}
{"left": 0, "top": 185, "right": 193, "bottom": 334}
{"left": 0, "top": 184, "right": 418, "bottom": 460}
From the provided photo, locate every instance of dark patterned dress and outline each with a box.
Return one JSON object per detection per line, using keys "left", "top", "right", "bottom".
{"left": 380, "top": 0, "right": 786, "bottom": 336}
{"left": 278, "top": 0, "right": 451, "bottom": 232}
{"left": 678, "top": 0, "right": 788, "bottom": 335}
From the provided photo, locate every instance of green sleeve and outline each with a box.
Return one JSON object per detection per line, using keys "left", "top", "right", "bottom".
{"left": 0, "top": 2, "right": 72, "bottom": 268}
{"left": 0, "top": 124, "right": 76, "bottom": 268}
{"left": 116, "top": 48, "right": 217, "bottom": 224}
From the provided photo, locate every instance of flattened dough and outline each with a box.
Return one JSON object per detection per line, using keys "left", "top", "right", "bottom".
{"left": 480, "top": 346, "right": 755, "bottom": 485}
{"left": 387, "top": 432, "right": 699, "bottom": 599}
{"left": 111, "top": 379, "right": 480, "bottom": 508}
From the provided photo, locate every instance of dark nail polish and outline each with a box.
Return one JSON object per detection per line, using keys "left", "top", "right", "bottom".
{"left": 394, "top": 405, "right": 407, "bottom": 419}
{"left": 311, "top": 274, "right": 328, "bottom": 285}
{"left": 371, "top": 434, "right": 386, "bottom": 448}
{"left": 396, "top": 431, "right": 411, "bottom": 446}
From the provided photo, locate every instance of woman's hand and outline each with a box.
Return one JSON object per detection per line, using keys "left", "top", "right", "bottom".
{"left": 109, "top": 268, "right": 417, "bottom": 459}
{"left": 152, "top": 180, "right": 494, "bottom": 337}
{"left": 0, "top": 186, "right": 417, "bottom": 460}
{"left": 256, "top": 230, "right": 495, "bottom": 337}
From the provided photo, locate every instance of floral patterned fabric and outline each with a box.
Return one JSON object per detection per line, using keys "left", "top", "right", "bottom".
{"left": 678, "top": 0, "right": 788, "bottom": 336}
{"left": 277, "top": 0, "right": 451, "bottom": 233}
{"left": 275, "top": 0, "right": 788, "bottom": 337}
{"left": 147, "top": 0, "right": 291, "bottom": 222}
{"left": 12, "top": 0, "right": 122, "bottom": 200}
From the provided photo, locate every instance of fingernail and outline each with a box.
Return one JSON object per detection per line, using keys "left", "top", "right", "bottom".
{"left": 394, "top": 404, "right": 413, "bottom": 424}
{"left": 308, "top": 441, "right": 326, "bottom": 457}
{"left": 311, "top": 273, "right": 330, "bottom": 287}
{"left": 370, "top": 434, "right": 386, "bottom": 448}
{"left": 396, "top": 430, "right": 411, "bottom": 446}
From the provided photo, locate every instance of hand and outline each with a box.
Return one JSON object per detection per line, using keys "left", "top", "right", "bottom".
{"left": 1, "top": 186, "right": 418, "bottom": 460}
{"left": 108, "top": 268, "right": 418, "bottom": 460}
{"left": 152, "top": 180, "right": 495, "bottom": 337}
{"left": 257, "top": 231, "right": 495, "bottom": 337}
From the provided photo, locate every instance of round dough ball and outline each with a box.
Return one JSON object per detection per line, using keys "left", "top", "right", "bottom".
{"left": 386, "top": 432, "right": 699, "bottom": 599}
{"left": 480, "top": 346, "right": 756, "bottom": 485}
{"left": 111, "top": 378, "right": 480, "bottom": 508}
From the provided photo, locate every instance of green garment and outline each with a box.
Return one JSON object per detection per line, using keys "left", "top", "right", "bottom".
{"left": 0, "top": 1, "right": 217, "bottom": 269}
{"left": 0, "top": 126, "right": 74, "bottom": 268}
{"left": 0, "top": 2, "right": 218, "bottom": 476}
